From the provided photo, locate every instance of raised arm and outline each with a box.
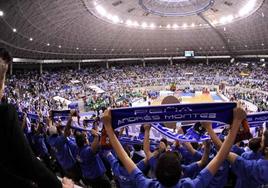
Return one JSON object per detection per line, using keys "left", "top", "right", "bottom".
{"left": 204, "top": 108, "right": 246, "bottom": 175}
{"left": 203, "top": 122, "right": 238, "bottom": 164}
{"left": 197, "top": 141, "right": 211, "bottom": 168}
{"left": 21, "top": 113, "right": 27, "bottom": 131}
{"left": 64, "top": 117, "right": 73, "bottom": 137}
{"left": 102, "top": 110, "right": 137, "bottom": 174}
{"left": 143, "top": 124, "right": 153, "bottom": 159}
{"left": 90, "top": 129, "right": 100, "bottom": 153}
{"left": 178, "top": 125, "right": 199, "bottom": 156}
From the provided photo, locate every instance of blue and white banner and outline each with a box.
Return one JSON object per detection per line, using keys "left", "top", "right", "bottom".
{"left": 111, "top": 102, "right": 237, "bottom": 129}
{"left": 247, "top": 112, "right": 268, "bottom": 124}
{"left": 51, "top": 110, "right": 70, "bottom": 122}
{"left": 27, "top": 113, "right": 39, "bottom": 123}
{"left": 151, "top": 123, "right": 210, "bottom": 142}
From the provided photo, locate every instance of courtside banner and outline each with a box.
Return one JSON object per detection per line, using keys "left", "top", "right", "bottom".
{"left": 111, "top": 102, "right": 237, "bottom": 129}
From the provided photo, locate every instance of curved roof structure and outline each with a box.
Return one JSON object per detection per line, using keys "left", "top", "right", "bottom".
{"left": 0, "top": 0, "right": 267, "bottom": 59}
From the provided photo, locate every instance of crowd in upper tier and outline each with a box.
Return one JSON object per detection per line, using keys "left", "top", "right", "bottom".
{"left": 3, "top": 61, "right": 268, "bottom": 115}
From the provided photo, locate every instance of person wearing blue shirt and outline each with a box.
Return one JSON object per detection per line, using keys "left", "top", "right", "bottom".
{"left": 33, "top": 123, "right": 49, "bottom": 159}
{"left": 47, "top": 117, "right": 81, "bottom": 181}
{"left": 173, "top": 127, "right": 203, "bottom": 165}
{"left": 145, "top": 127, "right": 210, "bottom": 179}
{"left": 207, "top": 160, "right": 229, "bottom": 188}
{"left": 104, "top": 151, "right": 149, "bottom": 188}
{"left": 132, "top": 144, "right": 146, "bottom": 164}
{"left": 102, "top": 107, "right": 246, "bottom": 188}
{"left": 231, "top": 144, "right": 245, "bottom": 156}
{"left": 75, "top": 130, "right": 111, "bottom": 188}
{"left": 205, "top": 121, "right": 268, "bottom": 188}
{"left": 241, "top": 137, "right": 263, "bottom": 160}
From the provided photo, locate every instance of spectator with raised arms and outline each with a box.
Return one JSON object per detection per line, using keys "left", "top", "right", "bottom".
{"left": 102, "top": 107, "right": 246, "bottom": 188}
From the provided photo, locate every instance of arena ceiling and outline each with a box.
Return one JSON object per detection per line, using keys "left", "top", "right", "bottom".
{"left": 0, "top": 0, "right": 267, "bottom": 59}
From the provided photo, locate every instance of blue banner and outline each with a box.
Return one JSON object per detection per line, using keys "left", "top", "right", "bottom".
{"left": 247, "top": 112, "right": 268, "bottom": 124}
{"left": 151, "top": 123, "right": 210, "bottom": 142}
{"left": 111, "top": 102, "right": 237, "bottom": 129}
{"left": 51, "top": 110, "right": 70, "bottom": 122}
{"left": 119, "top": 136, "right": 160, "bottom": 146}
{"left": 27, "top": 113, "right": 39, "bottom": 123}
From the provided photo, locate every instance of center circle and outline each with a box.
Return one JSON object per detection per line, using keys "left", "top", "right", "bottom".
{"left": 139, "top": 0, "right": 215, "bottom": 17}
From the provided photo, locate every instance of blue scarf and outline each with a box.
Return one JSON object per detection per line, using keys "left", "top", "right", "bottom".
{"left": 111, "top": 102, "right": 237, "bottom": 129}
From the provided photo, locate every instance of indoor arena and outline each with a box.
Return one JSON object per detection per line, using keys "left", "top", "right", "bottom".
{"left": 0, "top": 0, "right": 268, "bottom": 188}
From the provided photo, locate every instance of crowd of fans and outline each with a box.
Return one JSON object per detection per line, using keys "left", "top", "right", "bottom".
{"left": 3, "top": 61, "right": 268, "bottom": 115}
{"left": 15, "top": 101, "right": 268, "bottom": 188}
{"left": 1, "top": 46, "right": 268, "bottom": 188}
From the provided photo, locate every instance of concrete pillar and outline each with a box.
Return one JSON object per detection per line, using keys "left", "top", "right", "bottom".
{"left": 106, "top": 61, "right": 109, "bottom": 69}
{"left": 78, "top": 62, "right": 81, "bottom": 70}
{"left": 142, "top": 59, "right": 146, "bottom": 67}
{"left": 169, "top": 58, "right": 173, "bottom": 65}
{"left": 40, "top": 63, "right": 43, "bottom": 74}
{"left": 9, "top": 63, "right": 13, "bottom": 75}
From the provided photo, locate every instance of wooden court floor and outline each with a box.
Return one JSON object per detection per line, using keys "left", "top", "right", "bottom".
{"left": 151, "top": 93, "right": 214, "bottom": 105}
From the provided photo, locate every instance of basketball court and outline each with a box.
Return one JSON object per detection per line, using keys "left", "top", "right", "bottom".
{"left": 151, "top": 92, "right": 224, "bottom": 105}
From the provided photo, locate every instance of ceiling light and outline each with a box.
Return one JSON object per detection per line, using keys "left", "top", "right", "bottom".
{"left": 29, "top": 38, "right": 33, "bottom": 41}
{"left": 47, "top": 43, "right": 50, "bottom": 46}
{"left": 166, "top": 24, "right": 171, "bottom": 28}
{"left": 212, "top": 20, "right": 218, "bottom": 25}
{"left": 111, "top": 49, "right": 114, "bottom": 51}
{"left": 172, "top": 24, "right": 178, "bottom": 29}
{"left": 96, "top": 5, "right": 107, "bottom": 17}
{"left": 76, "top": 47, "right": 79, "bottom": 50}
{"left": 106, "top": 14, "right": 113, "bottom": 20}
{"left": 191, "top": 23, "right": 195, "bottom": 27}
{"left": 0, "top": 10, "right": 4, "bottom": 17}
{"left": 58, "top": 45, "right": 62, "bottom": 48}
{"left": 126, "top": 20, "right": 132, "bottom": 26}
{"left": 164, "top": 48, "right": 167, "bottom": 51}
{"left": 13, "top": 28, "right": 17, "bottom": 32}
{"left": 94, "top": 48, "right": 97, "bottom": 51}
{"left": 129, "top": 49, "right": 132, "bottom": 51}
{"left": 141, "top": 22, "right": 147, "bottom": 28}
{"left": 182, "top": 23, "right": 187, "bottom": 28}
{"left": 220, "top": 17, "right": 227, "bottom": 24}
{"left": 112, "top": 15, "right": 119, "bottom": 23}
{"left": 261, "top": 43, "right": 264, "bottom": 46}
{"left": 245, "top": 45, "right": 248, "bottom": 48}
{"left": 149, "top": 23, "right": 155, "bottom": 28}
{"left": 147, "top": 48, "right": 149, "bottom": 51}
{"left": 239, "top": 0, "right": 256, "bottom": 16}
{"left": 133, "top": 21, "right": 139, "bottom": 27}
{"left": 226, "top": 15, "right": 234, "bottom": 22}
